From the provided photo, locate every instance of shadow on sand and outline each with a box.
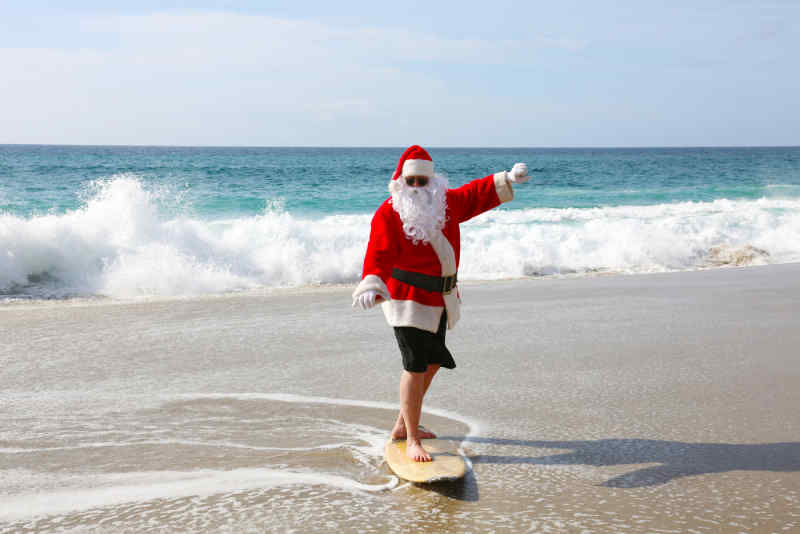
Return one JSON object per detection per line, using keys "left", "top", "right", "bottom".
{"left": 414, "top": 468, "right": 480, "bottom": 502}
{"left": 435, "top": 436, "right": 800, "bottom": 488}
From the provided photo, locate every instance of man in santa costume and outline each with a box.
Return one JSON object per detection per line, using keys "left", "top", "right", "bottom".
{"left": 353, "top": 145, "right": 529, "bottom": 462}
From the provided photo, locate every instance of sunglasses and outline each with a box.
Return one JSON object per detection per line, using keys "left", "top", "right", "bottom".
{"left": 405, "top": 176, "right": 429, "bottom": 187}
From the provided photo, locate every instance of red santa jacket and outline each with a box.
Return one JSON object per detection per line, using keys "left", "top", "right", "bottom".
{"left": 353, "top": 171, "right": 514, "bottom": 332}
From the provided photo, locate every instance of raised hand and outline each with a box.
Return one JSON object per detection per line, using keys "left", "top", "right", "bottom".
{"left": 508, "top": 162, "right": 529, "bottom": 184}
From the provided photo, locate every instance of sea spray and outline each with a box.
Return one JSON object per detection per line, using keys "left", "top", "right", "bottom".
{"left": 1, "top": 176, "right": 369, "bottom": 298}
{"left": 460, "top": 198, "right": 800, "bottom": 278}
{"left": 3, "top": 175, "right": 800, "bottom": 299}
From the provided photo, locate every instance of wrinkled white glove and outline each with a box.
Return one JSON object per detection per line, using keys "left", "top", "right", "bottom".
{"left": 353, "top": 290, "right": 378, "bottom": 310}
{"left": 507, "top": 162, "right": 529, "bottom": 184}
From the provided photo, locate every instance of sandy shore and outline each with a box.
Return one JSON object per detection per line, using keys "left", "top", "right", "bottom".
{"left": 2, "top": 264, "right": 800, "bottom": 532}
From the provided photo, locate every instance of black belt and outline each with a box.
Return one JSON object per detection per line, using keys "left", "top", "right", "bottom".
{"left": 391, "top": 268, "right": 457, "bottom": 295}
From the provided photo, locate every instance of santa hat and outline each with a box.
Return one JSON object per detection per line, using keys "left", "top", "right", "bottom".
{"left": 392, "top": 145, "right": 434, "bottom": 181}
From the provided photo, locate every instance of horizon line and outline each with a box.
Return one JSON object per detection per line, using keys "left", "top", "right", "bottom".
{"left": 1, "top": 143, "right": 799, "bottom": 150}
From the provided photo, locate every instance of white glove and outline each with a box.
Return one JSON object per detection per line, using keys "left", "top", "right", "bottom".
{"left": 353, "top": 290, "right": 378, "bottom": 310}
{"left": 507, "top": 162, "right": 529, "bottom": 184}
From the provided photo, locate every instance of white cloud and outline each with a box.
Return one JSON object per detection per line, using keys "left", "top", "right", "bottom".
{"left": 0, "top": 11, "right": 588, "bottom": 145}
{"left": 2, "top": 8, "right": 796, "bottom": 146}
{"left": 76, "top": 12, "right": 582, "bottom": 66}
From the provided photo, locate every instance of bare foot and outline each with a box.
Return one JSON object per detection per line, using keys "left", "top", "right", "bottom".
{"left": 405, "top": 440, "right": 432, "bottom": 462}
{"left": 390, "top": 424, "right": 436, "bottom": 440}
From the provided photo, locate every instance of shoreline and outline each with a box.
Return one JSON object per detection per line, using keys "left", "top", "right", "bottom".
{"left": 2, "top": 260, "right": 797, "bottom": 311}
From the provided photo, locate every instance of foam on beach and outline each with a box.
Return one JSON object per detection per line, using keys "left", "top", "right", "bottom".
{"left": 0, "top": 467, "right": 397, "bottom": 523}
{"left": 176, "top": 392, "right": 482, "bottom": 462}
{"left": 2, "top": 175, "right": 800, "bottom": 300}
{"left": 0, "top": 392, "right": 478, "bottom": 524}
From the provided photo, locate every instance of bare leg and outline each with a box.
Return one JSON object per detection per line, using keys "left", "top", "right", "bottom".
{"left": 391, "top": 364, "right": 440, "bottom": 440}
{"left": 398, "top": 370, "right": 432, "bottom": 462}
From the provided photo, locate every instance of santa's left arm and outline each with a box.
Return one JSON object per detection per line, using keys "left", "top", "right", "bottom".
{"left": 450, "top": 163, "right": 529, "bottom": 222}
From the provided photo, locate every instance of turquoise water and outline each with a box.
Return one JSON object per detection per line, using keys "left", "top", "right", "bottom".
{"left": 1, "top": 145, "right": 799, "bottom": 299}
{"left": 3, "top": 146, "right": 799, "bottom": 217}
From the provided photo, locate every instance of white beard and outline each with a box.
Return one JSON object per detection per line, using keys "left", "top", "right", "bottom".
{"left": 389, "top": 174, "right": 449, "bottom": 244}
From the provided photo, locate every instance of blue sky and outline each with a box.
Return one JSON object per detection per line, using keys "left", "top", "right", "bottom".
{"left": 1, "top": 1, "right": 798, "bottom": 146}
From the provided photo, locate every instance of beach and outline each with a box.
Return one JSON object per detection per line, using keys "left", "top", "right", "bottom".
{"left": 2, "top": 263, "right": 799, "bottom": 532}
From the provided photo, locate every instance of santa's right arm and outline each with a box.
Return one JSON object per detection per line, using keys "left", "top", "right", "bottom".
{"left": 352, "top": 205, "right": 396, "bottom": 305}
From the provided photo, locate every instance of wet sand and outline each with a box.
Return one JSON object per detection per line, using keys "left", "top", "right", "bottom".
{"left": 2, "top": 264, "right": 800, "bottom": 532}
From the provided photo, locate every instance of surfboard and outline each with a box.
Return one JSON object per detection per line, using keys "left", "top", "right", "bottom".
{"left": 384, "top": 439, "right": 467, "bottom": 483}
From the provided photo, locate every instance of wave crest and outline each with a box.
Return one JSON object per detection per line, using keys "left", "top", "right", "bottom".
{"left": 2, "top": 177, "right": 800, "bottom": 299}
{"left": 0, "top": 177, "right": 368, "bottom": 299}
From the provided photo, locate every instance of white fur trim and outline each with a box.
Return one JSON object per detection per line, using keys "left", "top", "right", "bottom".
{"left": 381, "top": 299, "right": 443, "bottom": 332}
{"left": 402, "top": 159, "right": 434, "bottom": 178}
{"left": 442, "top": 290, "right": 461, "bottom": 329}
{"left": 494, "top": 171, "right": 514, "bottom": 203}
{"left": 353, "top": 274, "right": 390, "bottom": 302}
{"left": 427, "top": 229, "right": 460, "bottom": 329}
{"left": 428, "top": 230, "right": 457, "bottom": 276}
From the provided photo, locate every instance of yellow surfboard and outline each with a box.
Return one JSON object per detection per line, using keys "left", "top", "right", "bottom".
{"left": 384, "top": 439, "right": 467, "bottom": 483}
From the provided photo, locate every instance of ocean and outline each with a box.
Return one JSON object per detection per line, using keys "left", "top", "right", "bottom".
{"left": 2, "top": 145, "right": 799, "bottom": 300}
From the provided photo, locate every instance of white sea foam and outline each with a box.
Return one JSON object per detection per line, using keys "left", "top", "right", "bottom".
{"left": 177, "top": 392, "right": 482, "bottom": 432}
{"left": 0, "top": 393, "right": 477, "bottom": 523}
{"left": 2, "top": 176, "right": 799, "bottom": 299}
{"left": 0, "top": 176, "right": 368, "bottom": 298}
{"left": 176, "top": 392, "right": 482, "bottom": 462}
{"left": 0, "top": 467, "right": 397, "bottom": 523}
{"left": 461, "top": 197, "right": 800, "bottom": 278}
{"left": 0, "top": 438, "right": 361, "bottom": 454}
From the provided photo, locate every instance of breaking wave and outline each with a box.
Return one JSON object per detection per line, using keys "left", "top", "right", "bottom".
{"left": 2, "top": 176, "right": 799, "bottom": 299}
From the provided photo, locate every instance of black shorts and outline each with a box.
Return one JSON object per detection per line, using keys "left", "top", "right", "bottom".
{"left": 393, "top": 311, "right": 456, "bottom": 373}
